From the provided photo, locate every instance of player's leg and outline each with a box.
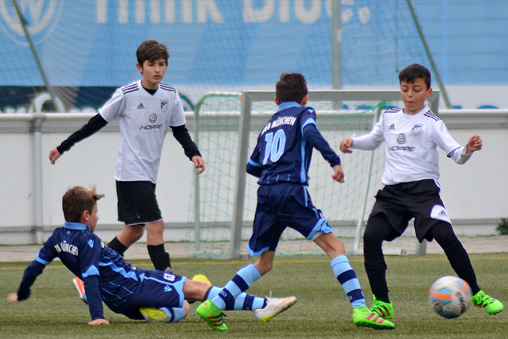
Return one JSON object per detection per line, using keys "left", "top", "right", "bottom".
{"left": 428, "top": 222, "right": 504, "bottom": 315}
{"left": 363, "top": 213, "right": 401, "bottom": 320}
{"left": 363, "top": 213, "right": 399, "bottom": 308}
{"left": 196, "top": 252, "right": 272, "bottom": 331}
{"left": 110, "top": 224, "right": 144, "bottom": 254}
{"left": 196, "top": 185, "right": 294, "bottom": 330}
{"left": 204, "top": 285, "right": 296, "bottom": 322}
{"left": 139, "top": 301, "right": 189, "bottom": 323}
{"left": 314, "top": 232, "right": 394, "bottom": 329}
{"left": 125, "top": 270, "right": 188, "bottom": 322}
{"left": 145, "top": 219, "right": 172, "bottom": 272}
{"left": 189, "top": 276, "right": 295, "bottom": 322}
{"left": 114, "top": 180, "right": 172, "bottom": 272}
{"left": 281, "top": 184, "right": 393, "bottom": 329}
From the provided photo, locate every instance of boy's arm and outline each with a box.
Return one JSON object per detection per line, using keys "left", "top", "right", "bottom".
{"left": 246, "top": 143, "right": 263, "bottom": 178}
{"left": 9, "top": 260, "right": 46, "bottom": 302}
{"left": 302, "top": 124, "right": 341, "bottom": 167}
{"left": 171, "top": 125, "right": 201, "bottom": 159}
{"left": 246, "top": 159, "right": 263, "bottom": 178}
{"left": 433, "top": 121, "right": 481, "bottom": 164}
{"left": 171, "top": 125, "right": 205, "bottom": 174}
{"left": 83, "top": 275, "right": 107, "bottom": 323}
{"left": 49, "top": 114, "right": 108, "bottom": 164}
{"left": 447, "top": 135, "right": 482, "bottom": 164}
{"left": 344, "top": 112, "right": 386, "bottom": 152}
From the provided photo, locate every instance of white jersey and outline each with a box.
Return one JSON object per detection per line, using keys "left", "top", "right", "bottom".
{"left": 352, "top": 106, "right": 472, "bottom": 185}
{"left": 99, "top": 80, "right": 186, "bottom": 183}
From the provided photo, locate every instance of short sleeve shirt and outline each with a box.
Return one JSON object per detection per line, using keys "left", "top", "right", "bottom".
{"left": 99, "top": 80, "right": 186, "bottom": 183}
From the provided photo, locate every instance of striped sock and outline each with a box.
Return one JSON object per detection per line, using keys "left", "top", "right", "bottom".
{"left": 331, "top": 255, "right": 366, "bottom": 308}
{"left": 211, "top": 264, "right": 261, "bottom": 310}
{"left": 207, "top": 286, "right": 266, "bottom": 310}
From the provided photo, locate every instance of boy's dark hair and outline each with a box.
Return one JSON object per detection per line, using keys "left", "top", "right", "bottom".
{"left": 399, "top": 64, "right": 431, "bottom": 89}
{"left": 136, "top": 40, "right": 169, "bottom": 66}
{"left": 62, "top": 186, "right": 104, "bottom": 222}
{"left": 276, "top": 72, "right": 308, "bottom": 104}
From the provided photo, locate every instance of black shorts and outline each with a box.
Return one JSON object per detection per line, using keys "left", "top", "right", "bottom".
{"left": 116, "top": 181, "right": 162, "bottom": 226}
{"left": 368, "top": 179, "right": 451, "bottom": 242}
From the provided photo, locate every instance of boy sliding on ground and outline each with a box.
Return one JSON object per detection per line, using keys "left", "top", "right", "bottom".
{"left": 196, "top": 73, "right": 395, "bottom": 331}
{"left": 7, "top": 186, "right": 296, "bottom": 325}
{"left": 339, "top": 63, "right": 503, "bottom": 320}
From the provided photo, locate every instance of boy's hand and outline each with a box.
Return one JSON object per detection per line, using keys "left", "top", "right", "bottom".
{"left": 331, "top": 165, "right": 345, "bottom": 183}
{"left": 466, "top": 134, "right": 483, "bottom": 154}
{"left": 192, "top": 155, "right": 206, "bottom": 175}
{"left": 49, "top": 147, "right": 61, "bottom": 164}
{"left": 339, "top": 138, "right": 354, "bottom": 153}
{"left": 7, "top": 293, "right": 18, "bottom": 303}
{"left": 88, "top": 318, "right": 110, "bottom": 326}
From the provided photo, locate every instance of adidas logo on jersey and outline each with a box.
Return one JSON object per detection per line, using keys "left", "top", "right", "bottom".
{"left": 137, "top": 103, "right": 145, "bottom": 109}
{"left": 439, "top": 210, "right": 448, "bottom": 217}
{"left": 389, "top": 124, "right": 395, "bottom": 130}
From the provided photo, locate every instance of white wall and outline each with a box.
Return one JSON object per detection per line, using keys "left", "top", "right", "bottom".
{"left": 0, "top": 109, "right": 506, "bottom": 244}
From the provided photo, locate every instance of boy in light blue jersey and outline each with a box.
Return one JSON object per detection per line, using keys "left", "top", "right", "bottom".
{"left": 7, "top": 186, "right": 296, "bottom": 325}
{"left": 196, "top": 73, "right": 395, "bottom": 331}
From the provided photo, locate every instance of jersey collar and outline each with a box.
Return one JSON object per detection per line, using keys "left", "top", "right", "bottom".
{"left": 64, "top": 221, "right": 90, "bottom": 231}
{"left": 277, "top": 101, "right": 301, "bottom": 112}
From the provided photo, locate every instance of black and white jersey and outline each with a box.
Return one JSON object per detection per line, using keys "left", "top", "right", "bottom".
{"left": 352, "top": 106, "right": 471, "bottom": 185}
{"left": 99, "top": 80, "right": 186, "bottom": 183}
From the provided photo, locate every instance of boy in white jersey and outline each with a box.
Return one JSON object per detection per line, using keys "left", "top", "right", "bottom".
{"left": 340, "top": 64, "right": 503, "bottom": 321}
{"left": 49, "top": 40, "right": 205, "bottom": 279}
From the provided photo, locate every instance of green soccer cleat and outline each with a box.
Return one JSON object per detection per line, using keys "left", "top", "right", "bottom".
{"left": 196, "top": 300, "right": 228, "bottom": 331}
{"left": 370, "top": 295, "right": 394, "bottom": 319}
{"left": 140, "top": 307, "right": 169, "bottom": 323}
{"left": 472, "top": 290, "right": 504, "bottom": 315}
{"left": 353, "top": 306, "right": 395, "bottom": 330}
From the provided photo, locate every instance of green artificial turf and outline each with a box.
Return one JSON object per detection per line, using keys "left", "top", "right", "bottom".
{"left": 1, "top": 253, "right": 507, "bottom": 338}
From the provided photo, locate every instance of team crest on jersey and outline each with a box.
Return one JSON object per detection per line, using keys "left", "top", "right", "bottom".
{"left": 161, "top": 100, "right": 168, "bottom": 112}
{"left": 149, "top": 113, "right": 157, "bottom": 123}
{"left": 397, "top": 133, "right": 406, "bottom": 144}
{"left": 411, "top": 124, "right": 423, "bottom": 135}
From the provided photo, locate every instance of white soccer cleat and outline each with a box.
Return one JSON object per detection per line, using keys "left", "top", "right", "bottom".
{"left": 254, "top": 296, "right": 297, "bottom": 322}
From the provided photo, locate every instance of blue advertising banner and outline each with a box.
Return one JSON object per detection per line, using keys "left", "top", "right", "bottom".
{"left": 1, "top": 0, "right": 507, "bottom": 111}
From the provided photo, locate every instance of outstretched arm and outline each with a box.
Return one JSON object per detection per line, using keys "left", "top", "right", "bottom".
{"left": 49, "top": 114, "right": 108, "bottom": 164}
{"left": 7, "top": 260, "right": 46, "bottom": 303}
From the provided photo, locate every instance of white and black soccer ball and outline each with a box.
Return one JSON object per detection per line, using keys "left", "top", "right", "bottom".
{"left": 428, "top": 275, "right": 472, "bottom": 319}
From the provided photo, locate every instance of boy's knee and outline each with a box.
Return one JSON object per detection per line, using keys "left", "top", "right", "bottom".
{"left": 146, "top": 220, "right": 165, "bottom": 234}
{"left": 363, "top": 228, "right": 377, "bottom": 244}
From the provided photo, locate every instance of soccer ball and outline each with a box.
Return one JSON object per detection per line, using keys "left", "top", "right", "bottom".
{"left": 428, "top": 275, "right": 472, "bottom": 319}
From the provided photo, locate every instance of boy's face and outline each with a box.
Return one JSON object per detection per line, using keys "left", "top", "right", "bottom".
{"left": 136, "top": 57, "right": 167, "bottom": 90}
{"left": 400, "top": 77, "right": 432, "bottom": 114}
{"left": 83, "top": 204, "right": 99, "bottom": 232}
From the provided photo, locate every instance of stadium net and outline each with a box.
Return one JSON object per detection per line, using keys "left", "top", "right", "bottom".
{"left": 184, "top": 90, "right": 440, "bottom": 259}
